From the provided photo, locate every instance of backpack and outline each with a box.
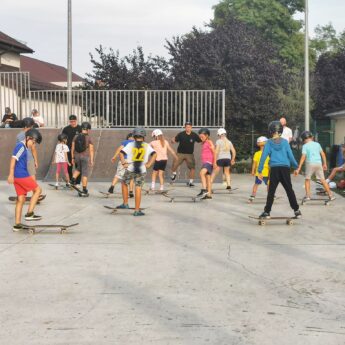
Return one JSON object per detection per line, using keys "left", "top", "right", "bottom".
{"left": 74, "top": 134, "right": 87, "bottom": 153}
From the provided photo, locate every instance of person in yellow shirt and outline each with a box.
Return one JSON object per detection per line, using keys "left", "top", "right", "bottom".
{"left": 249, "top": 136, "right": 270, "bottom": 202}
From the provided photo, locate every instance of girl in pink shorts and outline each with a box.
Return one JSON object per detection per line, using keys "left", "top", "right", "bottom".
{"left": 52, "top": 134, "right": 71, "bottom": 187}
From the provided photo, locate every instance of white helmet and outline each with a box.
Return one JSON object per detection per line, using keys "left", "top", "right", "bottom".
{"left": 152, "top": 129, "right": 163, "bottom": 137}
{"left": 257, "top": 136, "right": 268, "bottom": 144}
{"left": 217, "top": 128, "right": 227, "bottom": 136}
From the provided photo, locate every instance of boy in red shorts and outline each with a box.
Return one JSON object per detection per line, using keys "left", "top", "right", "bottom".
{"left": 7, "top": 128, "right": 43, "bottom": 231}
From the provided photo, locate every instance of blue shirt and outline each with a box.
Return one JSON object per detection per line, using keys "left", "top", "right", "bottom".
{"left": 16, "top": 131, "right": 34, "bottom": 161}
{"left": 302, "top": 141, "right": 322, "bottom": 164}
{"left": 12, "top": 142, "right": 30, "bottom": 178}
{"left": 121, "top": 139, "right": 134, "bottom": 159}
{"left": 258, "top": 138, "right": 298, "bottom": 173}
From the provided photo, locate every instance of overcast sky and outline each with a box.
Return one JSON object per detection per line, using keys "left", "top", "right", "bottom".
{"left": 2, "top": 0, "right": 345, "bottom": 77}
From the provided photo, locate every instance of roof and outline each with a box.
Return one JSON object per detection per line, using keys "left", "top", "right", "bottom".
{"left": 20, "top": 56, "right": 84, "bottom": 86}
{"left": 0, "top": 31, "right": 33, "bottom": 54}
{"left": 326, "top": 109, "right": 345, "bottom": 119}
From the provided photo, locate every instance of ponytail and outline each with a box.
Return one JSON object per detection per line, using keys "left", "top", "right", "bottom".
{"left": 158, "top": 135, "right": 165, "bottom": 148}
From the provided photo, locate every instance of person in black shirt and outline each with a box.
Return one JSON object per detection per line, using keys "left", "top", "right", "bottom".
{"left": 62, "top": 115, "right": 82, "bottom": 183}
{"left": 171, "top": 122, "right": 201, "bottom": 187}
{"left": 1, "top": 107, "right": 17, "bottom": 128}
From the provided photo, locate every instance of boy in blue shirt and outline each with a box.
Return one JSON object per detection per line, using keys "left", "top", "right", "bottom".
{"left": 258, "top": 121, "right": 301, "bottom": 219}
{"left": 7, "top": 129, "right": 43, "bottom": 231}
{"left": 295, "top": 131, "right": 335, "bottom": 201}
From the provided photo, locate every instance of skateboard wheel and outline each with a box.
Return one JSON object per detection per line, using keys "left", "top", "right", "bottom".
{"left": 325, "top": 202, "right": 329, "bottom": 206}
{"left": 287, "top": 220, "right": 293, "bottom": 225}
{"left": 61, "top": 229, "right": 67, "bottom": 234}
{"left": 29, "top": 229, "right": 35, "bottom": 235}
{"left": 301, "top": 201, "right": 305, "bottom": 205}
{"left": 258, "top": 221, "right": 265, "bottom": 226}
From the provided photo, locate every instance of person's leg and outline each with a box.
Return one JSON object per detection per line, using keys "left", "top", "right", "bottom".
{"left": 67, "top": 151, "right": 73, "bottom": 180}
{"left": 81, "top": 176, "right": 88, "bottom": 189}
{"left": 252, "top": 184, "right": 259, "bottom": 196}
{"left": 200, "top": 168, "right": 207, "bottom": 189}
{"left": 206, "top": 174, "right": 212, "bottom": 195}
{"left": 134, "top": 185, "right": 142, "bottom": 211}
{"left": 224, "top": 166, "right": 231, "bottom": 187}
{"left": 121, "top": 182, "right": 129, "bottom": 205}
{"left": 171, "top": 154, "right": 183, "bottom": 177}
{"left": 15, "top": 196, "right": 25, "bottom": 225}
{"left": 63, "top": 163, "right": 70, "bottom": 183}
{"left": 305, "top": 179, "right": 311, "bottom": 198}
{"left": 327, "top": 167, "right": 343, "bottom": 181}
{"left": 129, "top": 179, "right": 134, "bottom": 195}
{"left": 211, "top": 166, "right": 221, "bottom": 184}
{"left": 280, "top": 167, "right": 300, "bottom": 212}
{"left": 151, "top": 170, "right": 158, "bottom": 190}
{"left": 27, "top": 186, "right": 42, "bottom": 214}
{"left": 264, "top": 168, "right": 280, "bottom": 214}
{"left": 158, "top": 170, "right": 164, "bottom": 189}
{"left": 189, "top": 168, "right": 195, "bottom": 180}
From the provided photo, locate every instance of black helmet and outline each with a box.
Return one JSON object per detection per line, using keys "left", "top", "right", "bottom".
{"left": 22, "top": 117, "right": 35, "bottom": 128}
{"left": 133, "top": 127, "right": 146, "bottom": 138}
{"left": 268, "top": 121, "right": 283, "bottom": 136}
{"left": 81, "top": 122, "right": 91, "bottom": 130}
{"left": 126, "top": 132, "right": 133, "bottom": 140}
{"left": 300, "top": 131, "right": 313, "bottom": 141}
{"left": 58, "top": 133, "right": 68, "bottom": 142}
{"left": 198, "top": 127, "right": 210, "bottom": 136}
{"left": 25, "top": 128, "right": 42, "bottom": 144}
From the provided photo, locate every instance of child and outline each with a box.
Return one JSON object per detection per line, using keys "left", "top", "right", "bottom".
{"left": 70, "top": 122, "right": 94, "bottom": 196}
{"left": 211, "top": 128, "right": 236, "bottom": 189}
{"left": 7, "top": 128, "right": 43, "bottom": 231}
{"left": 150, "top": 129, "right": 177, "bottom": 191}
{"left": 257, "top": 121, "right": 301, "bottom": 219}
{"left": 108, "top": 133, "right": 134, "bottom": 197}
{"left": 52, "top": 133, "right": 71, "bottom": 187}
{"left": 197, "top": 128, "right": 217, "bottom": 199}
{"left": 294, "top": 131, "right": 335, "bottom": 201}
{"left": 325, "top": 144, "right": 345, "bottom": 184}
{"left": 118, "top": 127, "right": 157, "bottom": 216}
{"left": 249, "top": 136, "right": 270, "bottom": 202}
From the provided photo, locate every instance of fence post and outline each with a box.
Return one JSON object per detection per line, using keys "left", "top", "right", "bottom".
{"left": 106, "top": 90, "right": 110, "bottom": 127}
{"left": 222, "top": 89, "right": 225, "bottom": 127}
{"left": 144, "top": 90, "right": 148, "bottom": 127}
{"left": 183, "top": 91, "right": 187, "bottom": 125}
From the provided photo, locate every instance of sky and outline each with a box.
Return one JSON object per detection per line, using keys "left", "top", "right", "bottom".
{"left": 2, "top": 0, "right": 345, "bottom": 77}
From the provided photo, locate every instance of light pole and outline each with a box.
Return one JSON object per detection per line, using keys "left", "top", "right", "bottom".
{"left": 304, "top": 0, "right": 310, "bottom": 131}
{"left": 67, "top": 0, "right": 72, "bottom": 116}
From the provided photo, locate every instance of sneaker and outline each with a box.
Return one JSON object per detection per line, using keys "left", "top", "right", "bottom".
{"left": 160, "top": 185, "right": 164, "bottom": 191}
{"left": 248, "top": 195, "right": 255, "bottom": 202}
{"left": 133, "top": 210, "right": 145, "bottom": 216}
{"left": 117, "top": 203, "right": 129, "bottom": 209}
{"left": 259, "top": 212, "right": 270, "bottom": 219}
{"left": 108, "top": 185, "right": 114, "bottom": 194}
{"left": 129, "top": 191, "right": 134, "bottom": 198}
{"left": 170, "top": 173, "right": 177, "bottom": 182}
{"left": 294, "top": 210, "right": 302, "bottom": 219}
{"left": 226, "top": 186, "right": 231, "bottom": 190}
{"left": 13, "top": 223, "right": 24, "bottom": 232}
{"left": 203, "top": 194, "right": 212, "bottom": 200}
{"left": 55, "top": 182, "right": 59, "bottom": 187}
{"left": 303, "top": 196, "right": 311, "bottom": 202}
{"left": 187, "top": 182, "right": 195, "bottom": 187}
{"left": 197, "top": 189, "right": 208, "bottom": 198}
{"left": 66, "top": 183, "right": 71, "bottom": 188}
{"left": 328, "top": 195, "right": 336, "bottom": 201}
{"left": 25, "top": 212, "right": 42, "bottom": 221}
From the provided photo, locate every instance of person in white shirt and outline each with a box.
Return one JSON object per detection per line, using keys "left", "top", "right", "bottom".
{"left": 52, "top": 133, "right": 70, "bottom": 187}
{"left": 31, "top": 109, "right": 45, "bottom": 127}
{"left": 280, "top": 117, "right": 293, "bottom": 143}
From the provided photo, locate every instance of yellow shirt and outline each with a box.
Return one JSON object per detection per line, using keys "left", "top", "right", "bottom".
{"left": 253, "top": 150, "right": 270, "bottom": 177}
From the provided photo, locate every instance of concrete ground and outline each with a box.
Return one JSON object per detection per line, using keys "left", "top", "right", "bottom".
{"left": 0, "top": 175, "right": 344, "bottom": 345}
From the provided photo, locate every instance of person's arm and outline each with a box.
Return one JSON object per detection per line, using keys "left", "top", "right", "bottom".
{"left": 7, "top": 157, "right": 16, "bottom": 184}
{"left": 295, "top": 154, "right": 306, "bottom": 175}
{"left": 71, "top": 141, "right": 75, "bottom": 165}
{"left": 230, "top": 144, "right": 236, "bottom": 165}
{"left": 111, "top": 145, "right": 124, "bottom": 162}
{"left": 251, "top": 158, "right": 258, "bottom": 176}
{"left": 286, "top": 142, "right": 298, "bottom": 169}
{"left": 30, "top": 142, "right": 39, "bottom": 169}
{"left": 209, "top": 141, "right": 217, "bottom": 168}
{"left": 214, "top": 143, "right": 220, "bottom": 160}
{"left": 171, "top": 133, "right": 179, "bottom": 144}
{"left": 320, "top": 150, "right": 328, "bottom": 171}
{"left": 89, "top": 144, "right": 94, "bottom": 166}
{"left": 146, "top": 152, "right": 157, "bottom": 169}
{"left": 258, "top": 143, "right": 270, "bottom": 175}
{"left": 167, "top": 142, "right": 178, "bottom": 160}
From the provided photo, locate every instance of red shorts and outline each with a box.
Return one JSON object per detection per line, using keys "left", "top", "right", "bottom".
{"left": 14, "top": 177, "right": 38, "bottom": 196}
{"left": 56, "top": 162, "right": 68, "bottom": 175}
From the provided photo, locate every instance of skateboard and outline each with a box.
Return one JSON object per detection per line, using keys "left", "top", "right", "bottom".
{"left": 98, "top": 191, "right": 122, "bottom": 198}
{"left": 8, "top": 194, "right": 46, "bottom": 203}
{"left": 21, "top": 223, "right": 78, "bottom": 234}
{"left": 247, "top": 196, "right": 280, "bottom": 204}
{"left": 301, "top": 198, "right": 332, "bottom": 206}
{"left": 71, "top": 184, "right": 89, "bottom": 197}
{"left": 212, "top": 188, "right": 239, "bottom": 194}
{"left": 162, "top": 193, "right": 206, "bottom": 203}
{"left": 103, "top": 205, "right": 147, "bottom": 213}
{"left": 143, "top": 189, "right": 173, "bottom": 195}
{"left": 249, "top": 216, "right": 298, "bottom": 226}
{"left": 48, "top": 183, "right": 71, "bottom": 190}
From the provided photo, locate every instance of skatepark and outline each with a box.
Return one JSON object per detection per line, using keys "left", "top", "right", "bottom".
{"left": 1, "top": 175, "right": 344, "bottom": 345}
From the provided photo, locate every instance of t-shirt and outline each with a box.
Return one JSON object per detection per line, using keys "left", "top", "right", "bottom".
{"left": 201, "top": 140, "right": 214, "bottom": 164}
{"left": 12, "top": 142, "right": 30, "bottom": 178}
{"left": 32, "top": 115, "right": 44, "bottom": 127}
{"left": 302, "top": 141, "right": 322, "bottom": 164}
{"left": 281, "top": 126, "right": 293, "bottom": 142}
{"left": 2, "top": 113, "right": 17, "bottom": 124}
{"left": 216, "top": 138, "right": 233, "bottom": 160}
{"left": 55, "top": 143, "right": 70, "bottom": 163}
{"left": 150, "top": 140, "right": 168, "bottom": 161}
{"left": 253, "top": 150, "right": 270, "bottom": 177}
{"left": 122, "top": 141, "right": 155, "bottom": 174}
{"left": 73, "top": 134, "right": 93, "bottom": 157}
{"left": 175, "top": 131, "right": 201, "bottom": 154}
{"left": 62, "top": 125, "right": 82, "bottom": 148}
{"left": 120, "top": 139, "right": 134, "bottom": 159}
{"left": 16, "top": 131, "right": 33, "bottom": 161}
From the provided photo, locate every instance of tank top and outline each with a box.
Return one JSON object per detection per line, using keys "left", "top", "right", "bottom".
{"left": 201, "top": 140, "right": 214, "bottom": 164}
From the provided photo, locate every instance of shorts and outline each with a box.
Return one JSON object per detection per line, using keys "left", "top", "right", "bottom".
{"left": 123, "top": 170, "right": 146, "bottom": 187}
{"left": 74, "top": 155, "right": 89, "bottom": 177}
{"left": 255, "top": 176, "right": 269, "bottom": 185}
{"left": 217, "top": 159, "right": 231, "bottom": 167}
{"left": 176, "top": 153, "right": 196, "bottom": 169}
{"left": 14, "top": 176, "right": 38, "bottom": 196}
{"left": 56, "top": 162, "right": 68, "bottom": 175}
{"left": 115, "top": 161, "right": 126, "bottom": 180}
{"left": 201, "top": 163, "right": 213, "bottom": 175}
{"left": 305, "top": 163, "right": 325, "bottom": 180}
{"left": 153, "top": 160, "right": 167, "bottom": 171}
{"left": 27, "top": 159, "right": 36, "bottom": 176}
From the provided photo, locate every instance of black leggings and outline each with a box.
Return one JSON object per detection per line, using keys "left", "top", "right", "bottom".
{"left": 265, "top": 167, "right": 299, "bottom": 213}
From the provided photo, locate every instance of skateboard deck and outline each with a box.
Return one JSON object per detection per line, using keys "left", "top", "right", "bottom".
{"left": 162, "top": 193, "right": 206, "bottom": 203}
{"left": 212, "top": 187, "right": 239, "bottom": 194}
{"left": 8, "top": 194, "right": 46, "bottom": 203}
{"left": 22, "top": 223, "right": 78, "bottom": 234}
{"left": 103, "top": 205, "right": 147, "bottom": 213}
{"left": 301, "top": 198, "right": 332, "bottom": 206}
{"left": 247, "top": 196, "right": 281, "bottom": 204}
{"left": 249, "top": 216, "right": 298, "bottom": 226}
{"left": 48, "top": 183, "right": 71, "bottom": 190}
{"left": 98, "top": 191, "right": 122, "bottom": 198}
{"left": 143, "top": 189, "right": 173, "bottom": 195}
{"left": 71, "top": 184, "right": 89, "bottom": 197}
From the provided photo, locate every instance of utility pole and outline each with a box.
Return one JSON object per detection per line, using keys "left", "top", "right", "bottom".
{"left": 67, "top": 0, "right": 72, "bottom": 116}
{"left": 304, "top": 0, "right": 310, "bottom": 131}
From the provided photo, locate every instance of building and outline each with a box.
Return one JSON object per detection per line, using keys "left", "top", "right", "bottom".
{"left": 326, "top": 109, "right": 345, "bottom": 145}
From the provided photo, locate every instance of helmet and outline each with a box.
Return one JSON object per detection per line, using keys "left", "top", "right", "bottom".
{"left": 152, "top": 129, "right": 163, "bottom": 137}
{"left": 268, "top": 121, "right": 283, "bottom": 136}
{"left": 126, "top": 132, "right": 133, "bottom": 140}
{"left": 198, "top": 128, "right": 210, "bottom": 136}
{"left": 81, "top": 122, "right": 91, "bottom": 130}
{"left": 300, "top": 131, "right": 313, "bottom": 141}
{"left": 217, "top": 128, "right": 227, "bottom": 136}
{"left": 58, "top": 133, "right": 68, "bottom": 142}
{"left": 22, "top": 117, "right": 35, "bottom": 128}
{"left": 133, "top": 127, "right": 146, "bottom": 138}
{"left": 25, "top": 128, "right": 42, "bottom": 144}
{"left": 257, "top": 136, "right": 268, "bottom": 144}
